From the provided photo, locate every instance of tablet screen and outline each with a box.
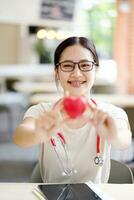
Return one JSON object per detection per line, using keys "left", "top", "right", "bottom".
{"left": 37, "top": 183, "right": 102, "bottom": 200}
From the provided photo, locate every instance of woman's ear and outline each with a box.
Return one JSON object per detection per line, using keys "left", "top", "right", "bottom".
{"left": 55, "top": 69, "right": 61, "bottom": 92}
{"left": 55, "top": 69, "right": 59, "bottom": 80}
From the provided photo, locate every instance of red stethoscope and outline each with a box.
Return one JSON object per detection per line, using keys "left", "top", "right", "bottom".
{"left": 90, "top": 98, "right": 104, "bottom": 166}
{"left": 50, "top": 97, "right": 104, "bottom": 176}
{"left": 50, "top": 132, "right": 77, "bottom": 176}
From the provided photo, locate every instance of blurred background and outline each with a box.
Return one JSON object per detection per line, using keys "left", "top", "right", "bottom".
{"left": 0, "top": 0, "right": 134, "bottom": 182}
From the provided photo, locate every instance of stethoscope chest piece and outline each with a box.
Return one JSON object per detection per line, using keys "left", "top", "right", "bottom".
{"left": 61, "top": 169, "right": 77, "bottom": 176}
{"left": 94, "top": 155, "right": 104, "bottom": 166}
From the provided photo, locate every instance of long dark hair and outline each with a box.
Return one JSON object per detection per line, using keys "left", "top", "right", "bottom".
{"left": 54, "top": 36, "right": 99, "bottom": 70}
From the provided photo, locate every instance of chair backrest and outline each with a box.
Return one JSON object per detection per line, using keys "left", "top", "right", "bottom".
{"left": 108, "top": 159, "right": 134, "bottom": 183}
{"left": 31, "top": 162, "right": 42, "bottom": 183}
{"left": 31, "top": 159, "right": 134, "bottom": 183}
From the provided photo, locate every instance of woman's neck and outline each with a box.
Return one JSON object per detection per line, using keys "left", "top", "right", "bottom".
{"left": 59, "top": 94, "right": 96, "bottom": 130}
{"left": 63, "top": 92, "right": 91, "bottom": 98}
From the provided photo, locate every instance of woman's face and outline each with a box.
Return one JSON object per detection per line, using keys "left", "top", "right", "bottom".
{"left": 56, "top": 44, "right": 96, "bottom": 97}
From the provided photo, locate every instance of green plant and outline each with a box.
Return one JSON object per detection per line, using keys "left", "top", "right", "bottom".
{"left": 86, "top": 2, "right": 116, "bottom": 58}
{"left": 34, "top": 39, "right": 52, "bottom": 63}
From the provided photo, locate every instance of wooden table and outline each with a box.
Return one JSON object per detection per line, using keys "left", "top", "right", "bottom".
{"left": 0, "top": 183, "right": 134, "bottom": 200}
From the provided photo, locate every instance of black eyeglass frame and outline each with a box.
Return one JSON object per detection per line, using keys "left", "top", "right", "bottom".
{"left": 56, "top": 60, "right": 97, "bottom": 72}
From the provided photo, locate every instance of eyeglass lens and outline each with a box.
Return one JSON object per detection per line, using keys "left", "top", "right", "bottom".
{"left": 60, "top": 61, "right": 94, "bottom": 72}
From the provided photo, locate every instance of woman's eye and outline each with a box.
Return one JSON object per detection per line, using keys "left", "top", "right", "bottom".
{"left": 63, "top": 64, "right": 73, "bottom": 68}
{"left": 81, "top": 63, "right": 90, "bottom": 68}
{"left": 81, "top": 62, "right": 92, "bottom": 69}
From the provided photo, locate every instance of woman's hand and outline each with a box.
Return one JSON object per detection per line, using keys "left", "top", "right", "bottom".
{"left": 13, "top": 98, "right": 72, "bottom": 147}
{"left": 87, "top": 104, "right": 131, "bottom": 149}
{"left": 90, "top": 108, "right": 117, "bottom": 140}
{"left": 35, "top": 99, "right": 70, "bottom": 142}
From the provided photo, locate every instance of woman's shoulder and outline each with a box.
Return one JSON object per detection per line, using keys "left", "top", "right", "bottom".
{"left": 30, "top": 101, "right": 54, "bottom": 111}
{"left": 97, "top": 101, "right": 128, "bottom": 119}
{"left": 23, "top": 102, "right": 55, "bottom": 119}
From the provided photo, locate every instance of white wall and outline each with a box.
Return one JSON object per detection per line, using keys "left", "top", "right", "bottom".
{"left": 0, "top": 23, "right": 38, "bottom": 64}
{"left": 0, "top": 23, "right": 20, "bottom": 64}
{"left": 0, "top": 0, "right": 85, "bottom": 64}
{"left": 0, "top": 0, "right": 73, "bottom": 28}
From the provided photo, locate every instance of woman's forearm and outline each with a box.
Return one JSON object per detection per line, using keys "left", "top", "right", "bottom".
{"left": 110, "top": 129, "right": 132, "bottom": 150}
{"left": 13, "top": 124, "right": 40, "bottom": 147}
{"left": 13, "top": 118, "right": 47, "bottom": 148}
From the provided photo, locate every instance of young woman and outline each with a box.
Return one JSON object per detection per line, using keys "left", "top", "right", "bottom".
{"left": 13, "top": 36, "right": 132, "bottom": 183}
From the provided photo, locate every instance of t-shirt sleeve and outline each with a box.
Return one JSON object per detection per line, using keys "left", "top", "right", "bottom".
{"left": 23, "top": 102, "right": 53, "bottom": 119}
{"left": 98, "top": 102, "right": 130, "bottom": 129}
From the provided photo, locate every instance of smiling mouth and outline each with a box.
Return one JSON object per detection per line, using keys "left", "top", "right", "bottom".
{"left": 67, "top": 80, "right": 86, "bottom": 87}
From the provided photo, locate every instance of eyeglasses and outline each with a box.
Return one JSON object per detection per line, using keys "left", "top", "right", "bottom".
{"left": 56, "top": 60, "right": 96, "bottom": 72}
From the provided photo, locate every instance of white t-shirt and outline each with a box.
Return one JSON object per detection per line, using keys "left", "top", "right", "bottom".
{"left": 24, "top": 100, "right": 130, "bottom": 184}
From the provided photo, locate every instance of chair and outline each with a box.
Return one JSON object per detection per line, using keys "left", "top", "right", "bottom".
{"left": 108, "top": 159, "right": 134, "bottom": 183}
{"left": 0, "top": 104, "right": 13, "bottom": 134}
{"left": 30, "top": 162, "right": 42, "bottom": 183}
{"left": 30, "top": 159, "right": 134, "bottom": 183}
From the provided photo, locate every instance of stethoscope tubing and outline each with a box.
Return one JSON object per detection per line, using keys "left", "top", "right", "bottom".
{"left": 50, "top": 132, "right": 74, "bottom": 176}
{"left": 50, "top": 98, "right": 104, "bottom": 175}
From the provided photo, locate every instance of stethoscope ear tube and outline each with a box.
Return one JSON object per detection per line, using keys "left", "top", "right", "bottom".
{"left": 50, "top": 132, "right": 77, "bottom": 176}
{"left": 90, "top": 99, "right": 104, "bottom": 166}
{"left": 50, "top": 98, "right": 104, "bottom": 173}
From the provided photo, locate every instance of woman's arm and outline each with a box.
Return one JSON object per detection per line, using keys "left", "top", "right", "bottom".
{"left": 105, "top": 117, "right": 132, "bottom": 150}
{"left": 90, "top": 108, "right": 132, "bottom": 150}
{"left": 13, "top": 99, "right": 67, "bottom": 148}
{"left": 13, "top": 117, "right": 47, "bottom": 147}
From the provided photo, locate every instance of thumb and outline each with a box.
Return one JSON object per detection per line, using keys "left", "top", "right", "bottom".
{"left": 52, "top": 98, "right": 64, "bottom": 113}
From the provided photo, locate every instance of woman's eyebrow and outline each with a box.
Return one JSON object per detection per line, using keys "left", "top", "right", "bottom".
{"left": 60, "top": 59, "right": 94, "bottom": 63}
{"left": 79, "top": 59, "right": 94, "bottom": 62}
{"left": 59, "top": 59, "right": 73, "bottom": 62}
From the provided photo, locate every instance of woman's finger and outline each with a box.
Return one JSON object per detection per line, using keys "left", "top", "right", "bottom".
{"left": 99, "top": 112, "right": 108, "bottom": 125}
{"left": 87, "top": 99, "right": 96, "bottom": 111}
{"left": 52, "top": 98, "right": 64, "bottom": 113}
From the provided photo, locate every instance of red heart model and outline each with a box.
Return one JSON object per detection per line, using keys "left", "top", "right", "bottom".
{"left": 63, "top": 96, "right": 87, "bottom": 118}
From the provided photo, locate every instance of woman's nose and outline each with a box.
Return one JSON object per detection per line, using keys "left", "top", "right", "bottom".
{"left": 71, "top": 64, "right": 82, "bottom": 76}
